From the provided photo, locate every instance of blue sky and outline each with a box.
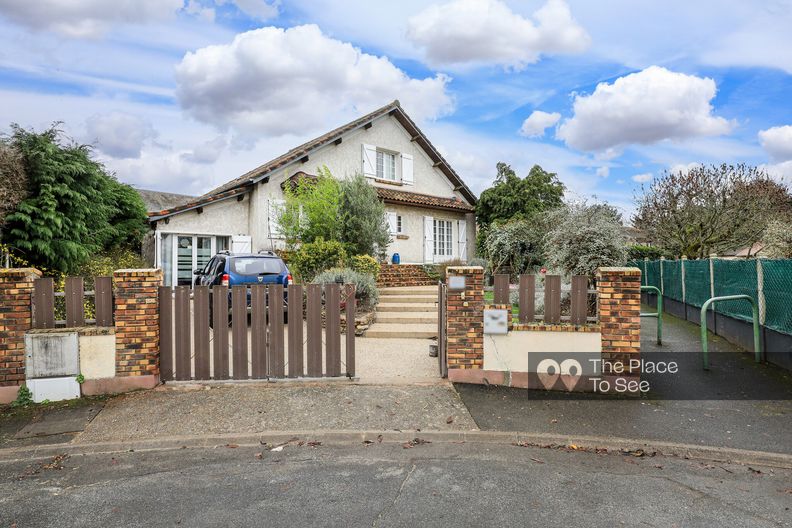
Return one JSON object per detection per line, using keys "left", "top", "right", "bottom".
{"left": 1, "top": 0, "right": 791, "bottom": 219}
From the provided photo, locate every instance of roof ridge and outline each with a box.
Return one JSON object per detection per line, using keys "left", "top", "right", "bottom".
{"left": 199, "top": 100, "right": 401, "bottom": 199}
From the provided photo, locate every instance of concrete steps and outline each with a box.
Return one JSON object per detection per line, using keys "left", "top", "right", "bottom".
{"left": 378, "top": 295, "right": 438, "bottom": 303}
{"left": 376, "top": 303, "right": 437, "bottom": 313}
{"left": 375, "top": 311, "right": 438, "bottom": 324}
{"left": 366, "top": 285, "right": 439, "bottom": 339}
{"left": 365, "top": 323, "right": 437, "bottom": 339}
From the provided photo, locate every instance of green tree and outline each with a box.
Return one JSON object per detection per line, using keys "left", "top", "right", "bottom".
{"left": 278, "top": 166, "right": 341, "bottom": 249}
{"left": 1, "top": 125, "right": 147, "bottom": 273}
{"left": 633, "top": 164, "right": 791, "bottom": 258}
{"left": 0, "top": 142, "right": 28, "bottom": 239}
{"left": 484, "top": 216, "right": 549, "bottom": 277}
{"left": 476, "top": 163, "right": 565, "bottom": 228}
{"left": 339, "top": 173, "right": 390, "bottom": 258}
{"left": 544, "top": 202, "right": 628, "bottom": 278}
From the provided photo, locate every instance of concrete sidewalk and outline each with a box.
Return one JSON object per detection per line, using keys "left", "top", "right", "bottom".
{"left": 74, "top": 384, "right": 477, "bottom": 444}
{"left": 455, "top": 310, "right": 792, "bottom": 455}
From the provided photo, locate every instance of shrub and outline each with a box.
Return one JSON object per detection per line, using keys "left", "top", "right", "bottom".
{"left": 348, "top": 254, "right": 380, "bottom": 280}
{"left": 484, "top": 216, "right": 548, "bottom": 278}
{"left": 11, "top": 385, "right": 33, "bottom": 407}
{"left": 544, "top": 202, "right": 628, "bottom": 278}
{"left": 313, "top": 267, "right": 379, "bottom": 310}
{"left": 289, "top": 238, "right": 347, "bottom": 283}
{"left": 75, "top": 247, "right": 148, "bottom": 289}
{"left": 627, "top": 244, "right": 667, "bottom": 261}
{"left": 339, "top": 173, "right": 391, "bottom": 259}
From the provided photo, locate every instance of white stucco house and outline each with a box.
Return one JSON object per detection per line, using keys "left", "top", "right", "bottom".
{"left": 147, "top": 101, "right": 478, "bottom": 287}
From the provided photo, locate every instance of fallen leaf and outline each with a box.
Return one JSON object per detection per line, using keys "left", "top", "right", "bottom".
{"left": 402, "top": 438, "right": 431, "bottom": 449}
{"left": 363, "top": 440, "right": 374, "bottom": 446}
{"left": 568, "top": 444, "right": 579, "bottom": 450}
{"left": 225, "top": 444, "right": 239, "bottom": 449}
{"left": 748, "top": 467, "right": 763, "bottom": 475}
{"left": 377, "top": 435, "right": 383, "bottom": 443}
{"left": 530, "top": 457, "right": 545, "bottom": 464}
{"left": 254, "top": 453, "right": 263, "bottom": 459}
{"left": 306, "top": 441, "right": 322, "bottom": 447}
{"left": 446, "top": 416, "right": 454, "bottom": 424}
{"left": 551, "top": 419, "right": 558, "bottom": 424}
{"left": 271, "top": 445, "right": 284, "bottom": 452}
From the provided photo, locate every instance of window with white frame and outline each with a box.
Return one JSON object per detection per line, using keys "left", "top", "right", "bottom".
{"left": 433, "top": 219, "right": 453, "bottom": 256}
{"left": 386, "top": 212, "right": 403, "bottom": 234}
{"left": 376, "top": 150, "right": 397, "bottom": 181}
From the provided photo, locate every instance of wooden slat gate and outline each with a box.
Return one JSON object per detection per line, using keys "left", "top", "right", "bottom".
{"left": 159, "top": 283, "right": 356, "bottom": 381}
{"left": 437, "top": 282, "right": 448, "bottom": 378}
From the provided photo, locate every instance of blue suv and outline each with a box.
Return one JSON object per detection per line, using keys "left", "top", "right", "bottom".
{"left": 194, "top": 251, "right": 292, "bottom": 325}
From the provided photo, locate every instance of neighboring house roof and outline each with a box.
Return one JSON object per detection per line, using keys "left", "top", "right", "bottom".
{"left": 149, "top": 100, "right": 476, "bottom": 220}
{"left": 148, "top": 186, "right": 250, "bottom": 221}
{"left": 720, "top": 243, "right": 766, "bottom": 258}
{"left": 622, "top": 226, "right": 652, "bottom": 244}
{"left": 136, "top": 189, "right": 195, "bottom": 213}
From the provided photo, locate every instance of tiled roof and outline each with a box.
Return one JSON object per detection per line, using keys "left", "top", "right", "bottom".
{"left": 151, "top": 100, "right": 477, "bottom": 220}
{"left": 376, "top": 187, "right": 474, "bottom": 212}
{"left": 147, "top": 186, "right": 250, "bottom": 220}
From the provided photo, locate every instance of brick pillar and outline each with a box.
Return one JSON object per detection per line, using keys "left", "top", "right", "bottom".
{"left": 0, "top": 268, "right": 41, "bottom": 401}
{"left": 597, "top": 267, "right": 641, "bottom": 376}
{"left": 446, "top": 266, "right": 484, "bottom": 370}
{"left": 113, "top": 269, "right": 162, "bottom": 377}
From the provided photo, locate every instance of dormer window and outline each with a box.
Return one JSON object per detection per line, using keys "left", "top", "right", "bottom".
{"left": 376, "top": 150, "right": 397, "bottom": 181}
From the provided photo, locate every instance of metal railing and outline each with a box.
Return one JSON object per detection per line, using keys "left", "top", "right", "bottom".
{"left": 640, "top": 286, "right": 662, "bottom": 345}
{"left": 700, "top": 295, "right": 761, "bottom": 370}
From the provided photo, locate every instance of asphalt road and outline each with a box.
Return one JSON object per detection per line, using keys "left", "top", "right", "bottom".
{"left": 2, "top": 441, "right": 791, "bottom": 527}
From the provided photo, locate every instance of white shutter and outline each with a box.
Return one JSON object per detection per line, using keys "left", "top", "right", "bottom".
{"left": 457, "top": 219, "right": 467, "bottom": 261}
{"left": 401, "top": 153, "right": 414, "bottom": 185}
{"left": 424, "top": 216, "right": 434, "bottom": 263}
{"left": 362, "top": 144, "right": 376, "bottom": 178}
{"left": 268, "top": 198, "right": 284, "bottom": 238}
{"left": 231, "top": 235, "right": 252, "bottom": 254}
{"left": 387, "top": 212, "right": 398, "bottom": 234}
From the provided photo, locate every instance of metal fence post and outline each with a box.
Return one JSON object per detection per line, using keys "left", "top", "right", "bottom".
{"left": 680, "top": 256, "right": 687, "bottom": 305}
{"left": 757, "top": 258, "right": 766, "bottom": 326}
{"left": 659, "top": 256, "right": 665, "bottom": 295}
{"left": 643, "top": 257, "right": 649, "bottom": 287}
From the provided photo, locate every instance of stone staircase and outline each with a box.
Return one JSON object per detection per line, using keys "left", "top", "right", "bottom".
{"left": 377, "top": 264, "right": 435, "bottom": 288}
{"left": 365, "top": 285, "right": 438, "bottom": 339}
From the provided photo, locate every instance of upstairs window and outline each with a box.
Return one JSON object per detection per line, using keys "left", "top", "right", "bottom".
{"left": 376, "top": 150, "right": 397, "bottom": 181}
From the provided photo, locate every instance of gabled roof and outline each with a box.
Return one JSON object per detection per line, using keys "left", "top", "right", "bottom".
{"left": 149, "top": 100, "right": 477, "bottom": 220}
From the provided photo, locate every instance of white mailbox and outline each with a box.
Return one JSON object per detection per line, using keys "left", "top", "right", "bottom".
{"left": 484, "top": 308, "right": 509, "bottom": 335}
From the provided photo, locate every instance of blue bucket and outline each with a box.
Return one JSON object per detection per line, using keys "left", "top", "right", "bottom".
{"left": 392, "top": 253, "right": 400, "bottom": 265}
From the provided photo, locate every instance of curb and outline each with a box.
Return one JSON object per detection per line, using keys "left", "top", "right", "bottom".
{"left": 1, "top": 430, "right": 791, "bottom": 469}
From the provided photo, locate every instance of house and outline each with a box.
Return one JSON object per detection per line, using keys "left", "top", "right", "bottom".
{"left": 147, "top": 101, "right": 478, "bottom": 287}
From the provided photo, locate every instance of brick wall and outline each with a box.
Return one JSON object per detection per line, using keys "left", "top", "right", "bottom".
{"left": 0, "top": 268, "right": 40, "bottom": 387}
{"left": 113, "top": 269, "right": 162, "bottom": 377}
{"left": 445, "top": 266, "right": 484, "bottom": 369}
{"left": 377, "top": 264, "right": 435, "bottom": 287}
{"left": 596, "top": 267, "right": 642, "bottom": 376}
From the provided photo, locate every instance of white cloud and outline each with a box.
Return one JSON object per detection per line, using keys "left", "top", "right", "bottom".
{"left": 184, "top": 1, "right": 215, "bottom": 23}
{"left": 668, "top": 162, "right": 702, "bottom": 175}
{"left": 0, "top": 0, "right": 183, "bottom": 38}
{"left": 181, "top": 136, "right": 228, "bottom": 164}
{"left": 519, "top": 110, "right": 561, "bottom": 137}
{"left": 406, "top": 0, "right": 589, "bottom": 70}
{"left": 758, "top": 125, "right": 792, "bottom": 162}
{"left": 762, "top": 161, "right": 792, "bottom": 189}
{"left": 631, "top": 172, "right": 653, "bottom": 183}
{"left": 557, "top": 66, "right": 734, "bottom": 152}
{"left": 175, "top": 24, "right": 454, "bottom": 138}
{"left": 221, "top": 0, "right": 279, "bottom": 20}
{"left": 85, "top": 112, "right": 156, "bottom": 159}
{"left": 596, "top": 166, "right": 609, "bottom": 178}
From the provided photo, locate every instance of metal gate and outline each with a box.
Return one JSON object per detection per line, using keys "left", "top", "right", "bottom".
{"left": 158, "top": 283, "right": 355, "bottom": 381}
{"left": 437, "top": 282, "right": 447, "bottom": 378}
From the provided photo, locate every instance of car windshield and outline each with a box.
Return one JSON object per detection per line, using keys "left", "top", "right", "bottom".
{"left": 230, "top": 257, "right": 284, "bottom": 276}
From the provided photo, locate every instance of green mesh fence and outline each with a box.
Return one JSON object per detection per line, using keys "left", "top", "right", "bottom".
{"left": 762, "top": 259, "right": 792, "bottom": 335}
{"left": 683, "top": 260, "right": 711, "bottom": 308}
{"left": 629, "top": 258, "right": 792, "bottom": 335}
{"left": 712, "top": 259, "right": 758, "bottom": 323}
{"left": 645, "top": 261, "right": 661, "bottom": 290}
{"left": 662, "top": 260, "right": 683, "bottom": 302}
